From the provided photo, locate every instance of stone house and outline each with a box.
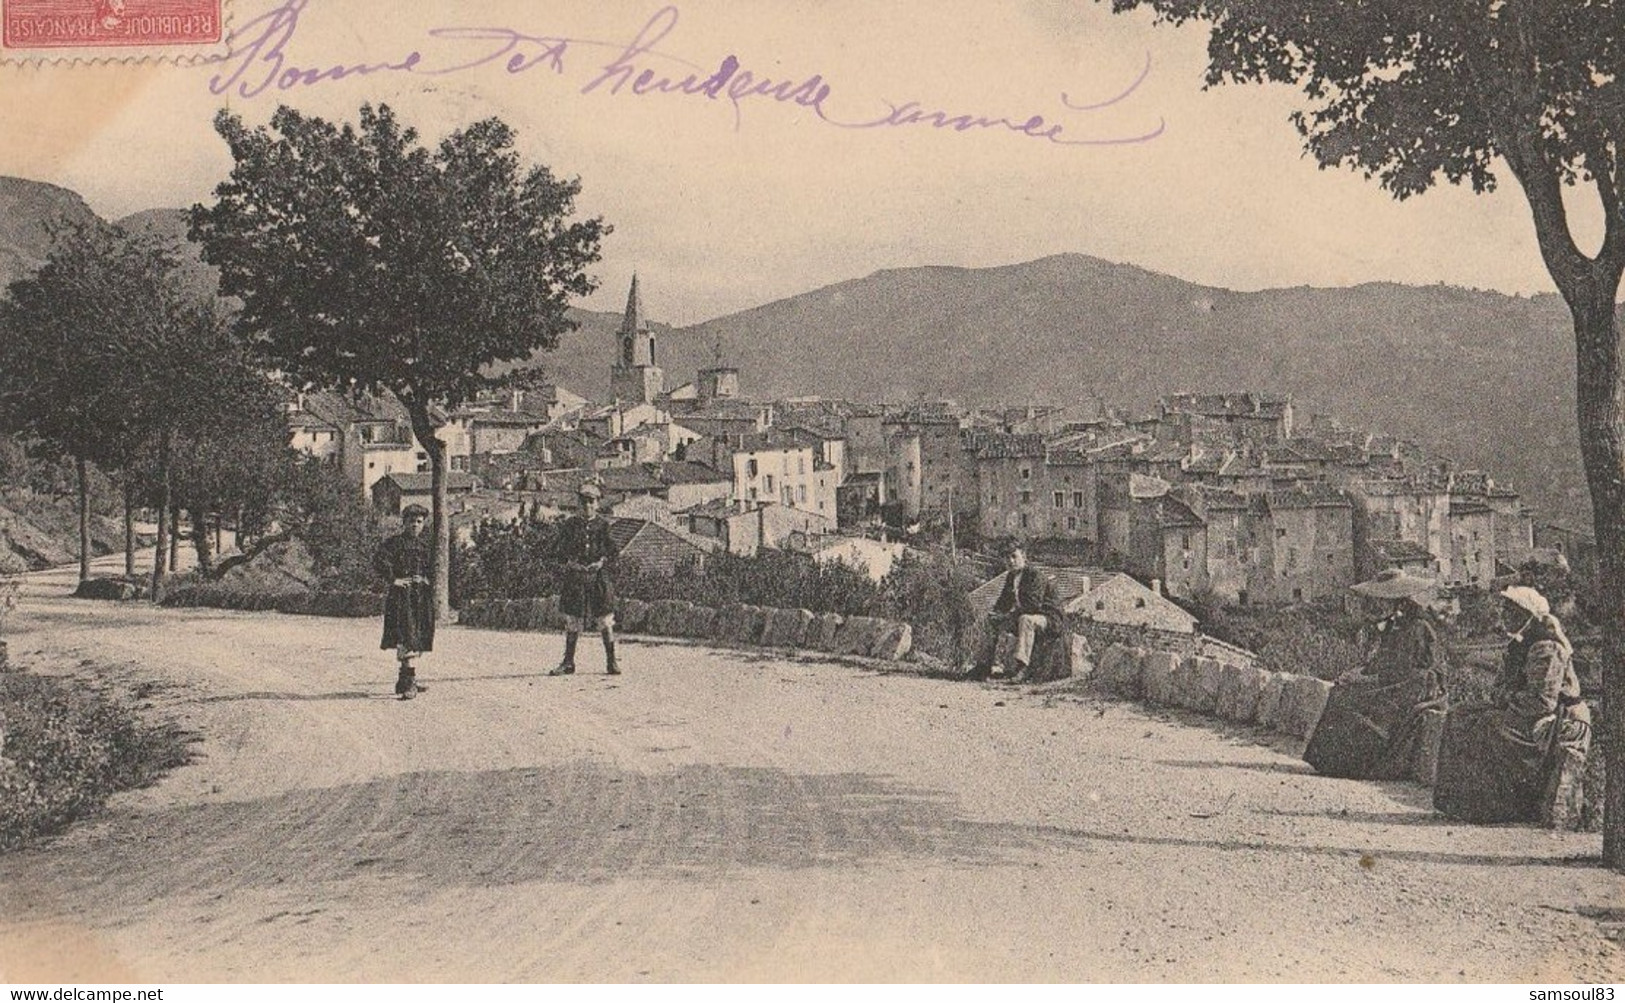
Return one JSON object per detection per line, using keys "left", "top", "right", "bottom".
{"left": 371, "top": 471, "right": 479, "bottom": 516}
{"left": 1264, "top": 483, "right": 1356, "bottom": 604}
{"left": 609, "top": 518, "right": 718, "bottom": 577}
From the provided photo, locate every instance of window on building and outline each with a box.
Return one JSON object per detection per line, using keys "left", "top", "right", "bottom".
{"left": 1073, "top": 491, "right": 1084, "bottom": 508}
{"left": 748, "top": 458, "right": 758, "bottom": 477}
{"left": 1020, "top": 490, "right": 1032, "bottom": 505}
{"left": 1293, "top": 587, "right": 1304, "bottom": 602}
{"left": 1181, "top": 532, "right": 1191, "bottom": 551}
{"left": 1095, "top": 600, "right": 1106, "bottom": 611}
{"left": 798, "top": 485, "right": 807, "bottom": 504}
{"left": 1021, "top": 467, "right": 1031, "bottom": 480}
{"left": 1135, "top": 598, "right": 1146, "bottom": 608}
{"left": 1277, "top": 527, "right": 1286, "bottom": 538}
{"left": 799, "top": 456, "right": 806, "bottom": 475}
{"left": 1019, "top": 513, "right": 1029, "bottom": 529}
{"left": 749, "top": 487, "right": 758, "bottom": 501}
{"left": 766, "top": 474, "right": 775, "bottom": 494}
{"left": 1054, "top": 491, "right": 1065, "bottom": 508}
{"left": 1067, "top": 516, "right": 1077, "bottom": 531}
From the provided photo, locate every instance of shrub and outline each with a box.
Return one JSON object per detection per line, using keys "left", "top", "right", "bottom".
{"left": 0, "top": 671, "right": 194, "bottom": 849}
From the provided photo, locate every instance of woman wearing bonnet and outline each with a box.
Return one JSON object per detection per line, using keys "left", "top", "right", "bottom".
{"left": 1434, "top": 585, "right": 1592, "bottom": 827}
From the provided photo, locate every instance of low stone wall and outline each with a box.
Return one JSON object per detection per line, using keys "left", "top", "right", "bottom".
{"left": 160, "top": 585, "right": 383, "bottom": 618}
{"left": 1075, "top": 620, "right": 1257, "bottom": 670}
{"left": 459, "top": 596, "right": 914, "bottom": 662}
{"left": 1087, "top": 641, "right": 1331, "bottom": 740}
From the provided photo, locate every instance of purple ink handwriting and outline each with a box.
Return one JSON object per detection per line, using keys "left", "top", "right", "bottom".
{"left": 206, "top": 0, "right": 1164, "bottom": 149}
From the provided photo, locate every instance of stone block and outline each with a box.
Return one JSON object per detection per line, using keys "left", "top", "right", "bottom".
{"left": 809, "top": 612, "right": 845, "bottom": 650}
{"left": 761, "top": 607, "right": 814, "bottom": 648}
{"left": 1255, "top": 672, "right": 1287, "bottom": 729}
{"left": 618, "top": 598, "right": 649, "bottom": 633}
{"left": 833, "top": 615, "right": 885, "bottom": 656}
{"left": 1066, "top": 634, "right": 1095, "bottom": 682}
{"left": 521, "top": 598, "right": 547, "bottom": 631}
{"left": 1279, "top": 675, "right": 1333, "bottom": 739}
{"left": 1215, "top": 663, "right": 1264, "bottom": 723}
{"left": 728, "top": 605, "right": 768, "bottom": 645}
{"left": 1138, "top": 648, "right": 1176, "bottom": 704}
{"left": 684, "top": 604, "right": 718, "bottom": 638}
{"left": 1411, "top": 707, "right": 1446, "bottom": 787}
{"left": 710, "top": 603, "right": 745, "bottom": 641}
{"left": 869, "top": 620, "right": 913, "bottom": 661}
{"left": 652, "top": 599, "right": 690, "bottom": 636}
{"left": 1182, "top": 656, "right": 1222, "bottom": 714}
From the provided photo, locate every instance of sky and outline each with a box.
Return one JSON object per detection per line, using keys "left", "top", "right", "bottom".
{"left": 0, "top": 0, "right": 1595, "bottom": 325}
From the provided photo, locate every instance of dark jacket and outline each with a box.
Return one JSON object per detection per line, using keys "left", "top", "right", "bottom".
{"left": 374, "top": 531, "right": 435, "bottom": 652}
{"left": 990, "top": 567, "right": 1068, "bottom": 635}
{"left": 557, "top": 513, "right": 618, "bottom": 620}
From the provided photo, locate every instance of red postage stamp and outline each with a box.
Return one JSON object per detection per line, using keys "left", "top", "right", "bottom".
{"left": 2, "top": 0, "right": 224, "bottom": 59}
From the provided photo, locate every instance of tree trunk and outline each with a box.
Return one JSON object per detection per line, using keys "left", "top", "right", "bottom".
{"left": 152, "top": 430, "right": 171, "bottom": 597}
{"left": 405, "top": 400, "right": 453, "bottom": 623}
{"left": 169, "top": 506, "right": 180, "bottom": 572}
{"left": 123, "top": 479, "right": 135, "bottom": 578}
{"left": 1570, "top": 284, "right": 1625, "bottom": 868}
{"left": 191, "top": 508, "right": 214, "bottom": 577}
{"left": 76, "top": 455, "right": 90, "bottom": 582}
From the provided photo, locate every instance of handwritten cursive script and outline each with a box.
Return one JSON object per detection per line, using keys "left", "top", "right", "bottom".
{"left": 205, "top": 0, "right": 1163, "bottom": 149}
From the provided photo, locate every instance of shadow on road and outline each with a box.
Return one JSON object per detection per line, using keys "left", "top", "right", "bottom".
{"left": 3, "top": 759, "right": 1601, "bottom": 923}
{"left": 193, "top": 690, "right": 381, "bottom": 704}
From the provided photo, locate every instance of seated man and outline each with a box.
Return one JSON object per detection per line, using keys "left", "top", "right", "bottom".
{"left": 964, "top": 544, "right": 1067, "bottom": 682}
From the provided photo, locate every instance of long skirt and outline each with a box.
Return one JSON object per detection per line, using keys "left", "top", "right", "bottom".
{"left": 380, "top": 582, "right": 435, "bottom": 652}
{"left": 1303, "top": 676, "right": 1440, "bottom": 780}
{"left": 1433, "top": 700, "right": 1591, "bottom": 824}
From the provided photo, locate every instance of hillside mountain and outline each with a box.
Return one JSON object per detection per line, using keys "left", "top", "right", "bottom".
{"left": 655, "top": 255, "right": 1588, "bottom": 527}
{"left": 0, "top": 176, "right": 104, "bottom": 292}
{"left": 0, "top": 176, "right": 1595, "bottom": 529}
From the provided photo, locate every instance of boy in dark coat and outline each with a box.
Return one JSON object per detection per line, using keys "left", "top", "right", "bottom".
{"left": 374, "top": 503, "right": 434, "bottom": 700}
{"left": 965, "top": 544, "right": 1068, "bottom": 682}
{"left": 549, "top": 480, "right": 621, "bottom": 675}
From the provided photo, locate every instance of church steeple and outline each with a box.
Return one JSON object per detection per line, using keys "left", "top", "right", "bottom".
{"left": 610, "top": 274, "right": 663, "bottom": 402}
{"left": 619, "top": 273, "right": 654, "bottom": 368}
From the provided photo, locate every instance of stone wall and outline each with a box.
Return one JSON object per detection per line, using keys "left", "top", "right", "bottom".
{"left": 459, "top": 596, "right": 913, "bottom": 662}
{"left": 1088, "top": 641, "right": 1330, "bottom": 740}
{"left": 1075, "top": 619, "right": 1257, "bottom": 669}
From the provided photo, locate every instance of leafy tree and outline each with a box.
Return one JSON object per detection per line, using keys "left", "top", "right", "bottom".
{"left": 1103, "top": 0, "right": 1625, "bottom": 862}
{"left": 0, "top": 225, "right": 169, "bottom": 581}
{"left": 191, "top": 104, "right": 608, "bottom": 620}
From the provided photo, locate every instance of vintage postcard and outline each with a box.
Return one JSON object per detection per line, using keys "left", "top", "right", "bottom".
{"left": 0, "top": 0, "right": 1622, "bottom": 986}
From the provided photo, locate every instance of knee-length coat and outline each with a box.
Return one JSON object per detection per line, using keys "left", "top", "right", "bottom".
{"left": 556, "top": 513, "right": 618, "bottom": 620}
{"left": 374, "top": 530, "right": 435, "bottom": 652}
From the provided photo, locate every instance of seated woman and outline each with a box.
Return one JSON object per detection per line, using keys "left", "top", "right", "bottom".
{"left": 1302, "top": 569, "right": 1447, "bottom": 780}
{"left": 1434, "top": 586, "right": 1591, "bottom": 827}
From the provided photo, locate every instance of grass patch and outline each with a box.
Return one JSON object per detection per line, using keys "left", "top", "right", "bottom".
{"left": 0, "top": 668, "right": 198, "bottom": 850}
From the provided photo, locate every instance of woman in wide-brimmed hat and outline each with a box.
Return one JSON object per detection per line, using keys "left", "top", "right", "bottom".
{"left": 1302, "top": 569, "right": 1448, "bottom": 779}
{"left": 1434, "top": 585, "right": 1591, "bottom": 827}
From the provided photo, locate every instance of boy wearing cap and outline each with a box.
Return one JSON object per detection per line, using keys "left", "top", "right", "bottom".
{"left": 374, "top": 503, "right": 435, "bottom": 700}
{"left": 550, "top": 480, "right": 620, "bottom": 675}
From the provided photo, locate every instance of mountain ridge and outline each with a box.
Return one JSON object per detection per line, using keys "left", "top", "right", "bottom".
{"left": 0, "top": 176, "right": 1593, "bottom": 528}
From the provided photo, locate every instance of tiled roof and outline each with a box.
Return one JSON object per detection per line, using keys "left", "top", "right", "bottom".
{"left": 375, "top": 472, "right": 477, "bottom": 492}
{"left": 973, "top": 433, "right": 1046, "bottom": 459}
{"left": 1267, "top": 483, "right": 1353, "bottom": 509}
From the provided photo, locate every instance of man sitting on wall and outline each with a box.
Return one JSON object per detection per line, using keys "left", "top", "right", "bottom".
{"left": 964, "top": 543, "right": 1067, "bottom": 682}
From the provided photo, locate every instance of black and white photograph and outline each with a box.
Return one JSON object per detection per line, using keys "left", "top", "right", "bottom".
{"left": 1, "top": 0, "right": 1624, "bottom": 985}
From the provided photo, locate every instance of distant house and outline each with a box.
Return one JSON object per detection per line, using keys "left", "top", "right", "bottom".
{"left": 810, "top": 536, "right": 909, "bottom": 581}
{"left": 372, "top": 471, "right": 479, "bottom": 515}
{"left": 609, "top": 518, "right": 718, "bottom": 577}
{"left": 680, "top": 498, "right": 835, "bottom": 557}
{"left": 967, "top": 564, "right": 1198, "bottom": 635}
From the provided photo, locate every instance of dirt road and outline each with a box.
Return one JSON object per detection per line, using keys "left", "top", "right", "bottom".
{"left": 1, "top": 562, "right": 1622, "bottom": 983}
